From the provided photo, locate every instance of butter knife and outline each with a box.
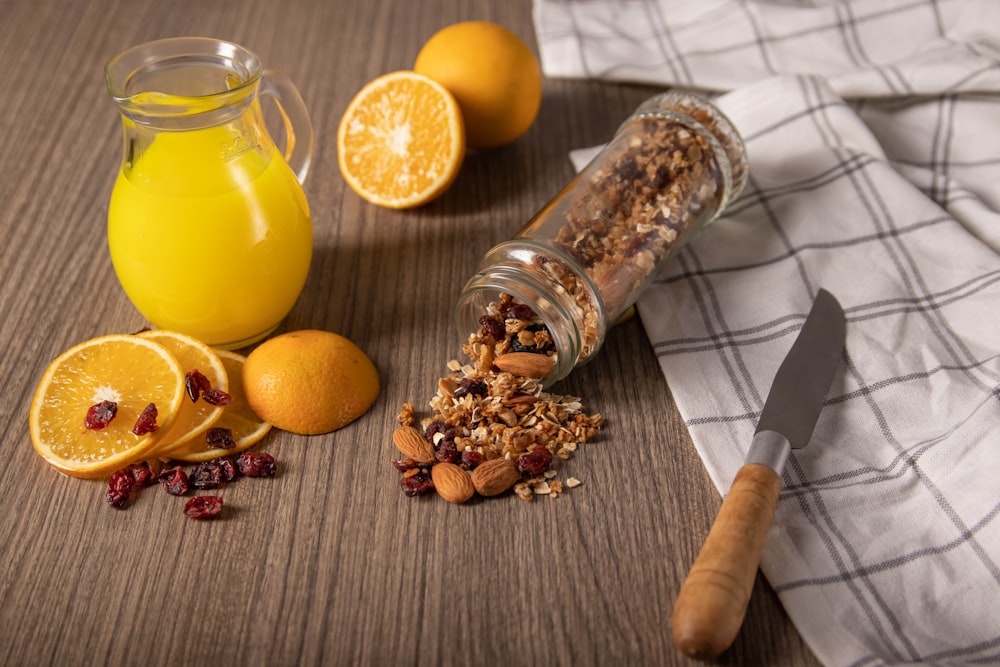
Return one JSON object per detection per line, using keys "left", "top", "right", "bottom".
{"left": 672, "top": 288, "right": 846, "bottom": 659}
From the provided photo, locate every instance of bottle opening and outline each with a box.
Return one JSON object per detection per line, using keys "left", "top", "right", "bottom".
{"left": 455, "top": 241, "right": 607, "bottom": 385}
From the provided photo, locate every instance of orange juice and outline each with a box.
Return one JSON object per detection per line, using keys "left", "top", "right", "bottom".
{"left": 108, "top": 121, "right": 312, "bottom": 348}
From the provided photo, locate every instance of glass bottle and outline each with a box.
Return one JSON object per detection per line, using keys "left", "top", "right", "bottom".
{"left": 455, "top": 91, "right": 748, "bottom": 384}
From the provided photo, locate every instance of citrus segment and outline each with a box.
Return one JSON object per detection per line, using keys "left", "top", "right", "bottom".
{"left": 170, "top": 349, "right": 272, "bottom": 462}
{"left": 243, "top": 330, "right": 380, "bottom": 435}
{"left": 337, "top": 71, "right": 465, "bottom": 208}
{"left": 29, "top": 335, "right": 185, "bottom": 479}
{"left": 414, "top": 21, "right": 542, "bottom": 149}
{"left": 136, "top": 330, "right": 228, "bottom": 456}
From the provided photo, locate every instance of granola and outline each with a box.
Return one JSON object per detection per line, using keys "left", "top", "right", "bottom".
{"left": 542, "top": 108, "right": 736, "bottom": 363}
{"left": 393, "top": 295, "right": 603, "bottom": 502}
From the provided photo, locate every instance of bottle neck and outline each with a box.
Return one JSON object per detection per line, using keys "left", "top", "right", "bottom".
{"left": 455, "top": 241, "right": 609, "bottom": 385}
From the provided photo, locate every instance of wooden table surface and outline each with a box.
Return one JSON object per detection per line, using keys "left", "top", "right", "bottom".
{"left": 0, "top": 1, "right": 822, "bottom": 665}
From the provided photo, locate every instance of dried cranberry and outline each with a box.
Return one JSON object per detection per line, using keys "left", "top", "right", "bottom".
{"left": 479, "top": 315, "right": 505, "bottom": 342}
{"left": 206, "top": 427, "right": 236, "bottom": 450}
{"left": 105, "top": 469, "right": 134, "bottom": 508}
{"left": 236, "top": 452, "right": 276, "bottom": 477}
{"left": 619, "top": 156, "right": 641, "bottom": 182}
{"left": 124, "top": 461, "right": 157, "bottom": 487}
{"left": 452, "top": 378, "right": 488, "bottom": 400}
{"left": 434, "top": 439, "right": 461, "bottom": 465}
{"left": 651, "top": 164, "right": 671, "bottom": 191}
{"left": 392, "top": 458, "right": 420, "bottom": 472}
{"left": 85, "top": 400, "right": 118, "bottom": 430}
{"left": 507, "top": 303, "right": 537, "bottom": 321}
{"left": 460, "top": 449, "right": 484, "bottom": 470}
{"left": 132, "top": 403, "right": 159, "bottom": 435}
{"left": 400, "top": 469, "right": 434, "bottom": 496}
{"left": 217, "top": 456, "right": 239, "bottom": 482}
{"left": 517, "top": 445, "right": 554, "bottom": 477}
{"left": 202, "top": 388, "right": 233, "bottom": 406}
{"left": 424, "top": 421, "right": 455, "bottom": 444}
{"left": 185, "top": 369, "right": 212, "bottom": 402}
{"left": 158, "top": 466, "right": 190, "bottom": 496}
{"left": 184, "top": 496, "right": 223, "bottom": 520}
{"left": 189, "top": 460, "right": 225, "bottom": 489}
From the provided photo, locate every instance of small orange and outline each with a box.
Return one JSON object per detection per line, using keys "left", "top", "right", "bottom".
{"left": 242, "top": 330, "right": 380, "bottom": 435}
{"left": 29, "top": 334, "right": 185, "bottom": 478}
{"left": 337, "top": 70, "right": 465, "bottom": 209}
{"left": 136, "top": 330, "right": 228, "bottom": 457}
{"left": 414, "top": 21, "right": 542, "bottom": 149}
{"left": 170, "top": 349, "right": 272, "bottom": 462}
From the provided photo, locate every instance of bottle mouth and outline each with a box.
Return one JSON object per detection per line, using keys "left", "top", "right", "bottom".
{"left": 456, "top": 278, "right": 579, "bottom": 387}
{"left": 105, "top": 37, "right": 261, "bottom": 122}
{"left": 455, "top": 241, "right": 608, "bottom": 386}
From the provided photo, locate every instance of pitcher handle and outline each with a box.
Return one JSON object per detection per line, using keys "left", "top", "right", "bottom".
{"left": 260, "top": 69, "right": 313, "bottom": 184}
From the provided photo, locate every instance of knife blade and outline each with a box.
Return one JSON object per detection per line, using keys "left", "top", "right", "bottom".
{"left": 671, "top": 288, "right": 846, "bottom": 660}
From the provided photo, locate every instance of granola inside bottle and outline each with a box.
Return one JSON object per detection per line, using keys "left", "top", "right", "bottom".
{"left": 456, "top": 91, "right": 749, "bottom": 384}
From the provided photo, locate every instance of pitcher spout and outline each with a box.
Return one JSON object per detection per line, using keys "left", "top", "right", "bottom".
{"left": 105, "top": 37, "right": 263, "bottom": 129}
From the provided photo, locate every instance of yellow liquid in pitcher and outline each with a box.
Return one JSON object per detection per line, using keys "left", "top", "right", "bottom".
{"left": 108, "top": 125, "right": 312, "bottom": 348}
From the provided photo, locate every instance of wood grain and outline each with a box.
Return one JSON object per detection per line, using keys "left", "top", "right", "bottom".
{"left": 0, "top": 0, "right": 821, "bottom": 665}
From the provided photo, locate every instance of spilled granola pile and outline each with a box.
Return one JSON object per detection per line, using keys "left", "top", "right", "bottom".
{"left": 391, "top": 294, "right": 603, "bottom": 502}
{"left": 391, "top": 95, "right": 745, "bottom": 504}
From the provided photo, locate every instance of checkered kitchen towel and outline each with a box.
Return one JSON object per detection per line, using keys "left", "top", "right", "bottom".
{"left": 536, "top": 1, "right": 1000, "bottom": 665}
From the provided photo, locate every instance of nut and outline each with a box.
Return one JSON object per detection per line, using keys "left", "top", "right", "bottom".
{"left": 431, "top": 462, "right": 475, "bottom": 504}
{"left": 496, "top": 409, "right": 518, "bottom": 427}
{"left": 501, "top": 393, "right": 538, "bottom": 406}
{"left": 392, "top": 426, "right": 435, "bottom": 464}
{"left": 438, "top": 377, "right": 458, "bottom": 397}
{"left": 470, "top": 458, "right": 519, "bottom": 496}
{"left": 492, "top": 352, "right": 555, "bottom": 379}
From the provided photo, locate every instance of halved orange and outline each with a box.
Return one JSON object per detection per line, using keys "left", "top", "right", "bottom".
{"left": 337, "top": 70, "right": 465, "bottom": 209}
{"left": 169, "top": 349, "right": 272, "bottom": 462}
{"left": 29, "top": 334, "right": 185, "bottom": 479}
{"left": 136, "top": 330, "right": 228, "bottom": 457}
{"left": 242, "top": 329, "right": 380, "bottom": 435}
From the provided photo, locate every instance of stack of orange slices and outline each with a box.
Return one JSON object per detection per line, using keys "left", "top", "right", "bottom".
{"left": 29, "top": 331, "right": 271, "bottom": 479}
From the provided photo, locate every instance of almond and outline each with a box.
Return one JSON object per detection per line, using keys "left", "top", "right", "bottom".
{"left": 501, "top": 393, "right": 538, "bottom": 406}
{"left": 438, "top": 377, "right": 458, "bottom": 397}
{"left": 492, "top": 352, "right": 555, "bottom": 379}
{"left": 392, "top": 426, "right": 435, "bottom": 463}
{"left": 470, "top": 457, "right": 519, "bottom": 497}
{"left": 431, "top": 462, "right": 475, "bottom": 504}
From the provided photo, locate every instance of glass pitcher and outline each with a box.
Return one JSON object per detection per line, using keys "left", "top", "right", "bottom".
{"left": 105, "top": 37, "right": 313, "bottom": 349}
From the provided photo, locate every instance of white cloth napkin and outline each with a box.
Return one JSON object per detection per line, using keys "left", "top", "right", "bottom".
{"left": 535, "top": 1, "right": 1000, "bottom": 665}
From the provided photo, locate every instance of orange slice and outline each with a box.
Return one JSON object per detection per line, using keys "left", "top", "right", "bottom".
{"left": 29, "top": 334, "right": 185, "bottom": 479}
{"left": 136, "top": 330, "right": 228, "bottom": 457}
{"left": 337, "top": 70, "right": 465, "bottom": 209}
{"left": 169, "top": 349, "right": 272, "bottom": 462}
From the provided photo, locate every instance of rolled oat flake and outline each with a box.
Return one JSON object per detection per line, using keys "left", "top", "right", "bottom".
{"left": 456, "top": 91, "right": 749, "bottom": 384}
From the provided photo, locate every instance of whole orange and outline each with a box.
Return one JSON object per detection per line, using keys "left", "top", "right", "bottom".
{"left": 414, "top": 21, "right": 542, "bottom": 149}
{"left": 242, "top": 330, "right": 380, "bottom": 435}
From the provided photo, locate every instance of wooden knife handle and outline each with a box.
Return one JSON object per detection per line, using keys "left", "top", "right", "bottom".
{"left": 671, "top": 463, "right": 782, "bottom": 659}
